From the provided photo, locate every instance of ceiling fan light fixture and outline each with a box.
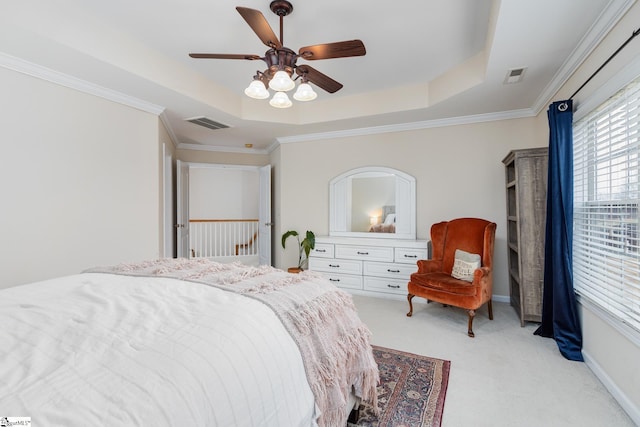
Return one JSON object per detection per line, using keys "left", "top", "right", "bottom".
{"left": 293, "top": 82, "right": 317, "bottom": 101}
{"left": 190, "top": 3, "right": 367, "bottom": 109}
{"left": 269, "top": 91, "right": 293, "bottom": 108}
{"left": 244, "top": 79, "right": 270, "bottom": 99}
{"left": 269, "top": 70, "right": 295, "bottom": 91}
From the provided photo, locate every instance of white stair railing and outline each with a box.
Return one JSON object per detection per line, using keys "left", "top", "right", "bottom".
{"left": 189, "top": 219, "right": 259, "bottom": 258}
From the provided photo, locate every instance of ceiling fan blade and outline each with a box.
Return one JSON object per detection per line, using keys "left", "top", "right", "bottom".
{"left": 236, "top": 7, "right": 282, "bottom": 49}
{"left": 296, "top": 65, "right": 343, "bottom": 93}
{"left": 298, "top": 40, "right": 366, "bottom": 60}
{"left": 189, "top": 53, "right": 261, "bottom": 60}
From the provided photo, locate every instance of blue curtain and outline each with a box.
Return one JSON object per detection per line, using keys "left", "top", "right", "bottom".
{"left": 534, "top": 100, "right": 584, "bottom": 362}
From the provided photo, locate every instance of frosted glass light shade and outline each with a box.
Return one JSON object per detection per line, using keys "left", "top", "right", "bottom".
{"left": 269, "top": 70, "right": 295, "bottom": 92}
{"left": 293, "top": 82, "right": 317, "bottom": 101}
{"left": 244, "top": 80, "right": 269, "bottom": 99}
{"left": 269, "top": 91, "right": 292, "bottom": 108}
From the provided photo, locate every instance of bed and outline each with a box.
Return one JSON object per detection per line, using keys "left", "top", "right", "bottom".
{"left": 0, "top": 258, "right": 379, "bottom": 426}
{"left": 369, "top": 207, "right": 396, "bottom": 233}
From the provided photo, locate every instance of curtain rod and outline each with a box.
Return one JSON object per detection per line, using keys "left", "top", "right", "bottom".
{"left": 569, "top": 26, "right": 640, "bottom": 100}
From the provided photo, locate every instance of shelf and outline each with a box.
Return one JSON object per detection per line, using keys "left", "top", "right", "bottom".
{"left": 509, "top": 268, "right": 520, "bottom": 283}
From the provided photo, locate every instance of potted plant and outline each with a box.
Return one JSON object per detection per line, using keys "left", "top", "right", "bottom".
{"left": 281, "top": 230, "right": 315, "bottom": 273}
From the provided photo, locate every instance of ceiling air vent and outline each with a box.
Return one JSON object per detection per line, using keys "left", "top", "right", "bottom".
{"left": 186, "top": 116, "right": 230, "bottom": 130}
{"left": 504, "top": 67, "right": 527, "bottom": 84}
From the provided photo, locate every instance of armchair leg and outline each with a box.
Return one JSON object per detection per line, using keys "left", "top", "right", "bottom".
{"left": 488, "top": 299, "right": 494, "bottom": 320}
{"left": 467, "top": 309, "right": 476, "bottom": 337}
{"left": 407, "top": 294, "right": 415, "bottom": 317}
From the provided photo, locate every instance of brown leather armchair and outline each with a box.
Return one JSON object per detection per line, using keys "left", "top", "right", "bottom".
{"left": 407, "top": 218, "right": 497, "bottom": 337}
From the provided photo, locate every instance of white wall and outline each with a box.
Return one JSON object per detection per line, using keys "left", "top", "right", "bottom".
{"left": 189, "top": 167, "right": 258, "bottom": 219}
{"left": 0, "top": 67, "right": 161, "bottom": 288}
{"left": 273, "top": 116, "right": 541, "bottom": 298}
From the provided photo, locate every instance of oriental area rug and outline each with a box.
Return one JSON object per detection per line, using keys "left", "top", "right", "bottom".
{"left": 351, "top": 345, "right": 450, "bottom": 427}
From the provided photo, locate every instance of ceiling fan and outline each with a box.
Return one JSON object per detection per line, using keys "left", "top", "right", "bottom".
{"left": 189, "top": 0, "right": 366, "bottom": 107}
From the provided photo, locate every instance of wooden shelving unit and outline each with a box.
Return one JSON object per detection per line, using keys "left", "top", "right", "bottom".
{"left": 502, "top": 148, "right": 548, "bottom": 326}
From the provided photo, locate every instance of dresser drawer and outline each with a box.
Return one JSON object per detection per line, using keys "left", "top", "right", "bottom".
{"left": 364, "top": 261, "right": 416, "bottom": 280}
{"left": 320, "top": 272, "right": 363, "bottom": 290}
{"left": 335, "top": 245, "right": 394, "bottom": 262}
{"left": 364, "top": 276, "right": 408, "bottom": 295}
{"left": 309, "top": 258, "right": 362, "bottom": 275}
{"left": 394, "top": 247, "right": 428, "bottom": 264}
{"left": 311, "top": 243, "right": 334, "bottom": 258}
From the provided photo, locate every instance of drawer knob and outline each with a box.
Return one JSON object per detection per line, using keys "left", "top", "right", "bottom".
{"left": 387, "top": 284, "right": 400, "bottom": 289}
{"left": 357, "top": 251, "right": 369, "bottom": 255}
{"left": 316, "top": 249, "right": 326, "bottom": 253}
{"left": 404, "top": 254, "right": 417, "bottom": 258}
{"left": 387, "top": 269, "right": 400, "bottom": 273}
{"left": 329, "top": 278, "right": 340, "bottom": 282}
{"left": 329, "top": 264, "right": 340, "bottom": 268}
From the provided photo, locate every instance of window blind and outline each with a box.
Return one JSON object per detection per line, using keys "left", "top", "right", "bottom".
{"left": 573, "top": 75, "right": 640, "bottom": 334}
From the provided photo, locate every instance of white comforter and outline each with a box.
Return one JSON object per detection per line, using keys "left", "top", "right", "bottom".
{"left": 0, "top": 273, "right": 317, "bottom": 426}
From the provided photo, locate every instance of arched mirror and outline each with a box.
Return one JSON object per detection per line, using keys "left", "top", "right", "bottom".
{"left": 330, "top": 167, "right": 417, "bottom": 239}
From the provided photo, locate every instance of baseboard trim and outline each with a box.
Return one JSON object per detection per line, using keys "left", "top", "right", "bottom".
{"left": 492, "top": 294, "right": 510, "bottom": 303}
{"left": 583, "top": 350, "right": 640, "bottom": 425}
{"left": 345, "top": 290, "right": 511, "bottom": 305}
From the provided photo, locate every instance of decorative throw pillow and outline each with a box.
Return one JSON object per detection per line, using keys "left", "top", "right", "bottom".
{"left": 451, "top": 249, "right": 481, "bottom": 282}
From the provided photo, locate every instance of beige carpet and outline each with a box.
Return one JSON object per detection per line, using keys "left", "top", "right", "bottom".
{"left": 351, "top": 295, "right": 635, "bottom": 427}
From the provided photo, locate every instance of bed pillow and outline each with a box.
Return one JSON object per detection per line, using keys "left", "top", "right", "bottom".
{"left": 383, "top": 213, "right": 396, "bottom": 225}
{"left": 451, "top": 249, "right": 481, "bottom": 282}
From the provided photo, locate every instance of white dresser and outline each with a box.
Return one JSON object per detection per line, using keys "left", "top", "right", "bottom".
{"left": 309, "top": 236, "right": 428, "bottom": 298}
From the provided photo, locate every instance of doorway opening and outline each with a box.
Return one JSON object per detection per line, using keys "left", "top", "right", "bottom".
{"left": 176, "top": 162, "right": 272, "bottom": 266}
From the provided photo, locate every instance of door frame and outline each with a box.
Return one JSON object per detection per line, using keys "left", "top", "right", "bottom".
{"left": 176, "top": 162, "right": 272, "bottom": 265}
{"left": 162, "top": 143, "right": 175, "bottom": 258}
{"left": 176, "top": 159, "right": 190, "bottom": 258}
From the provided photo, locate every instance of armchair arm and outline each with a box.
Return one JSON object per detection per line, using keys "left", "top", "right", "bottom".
{"left": 474, "top": 266, "right": 491, "bottom": 281}
{"left": 472, "top": 266, "right": 493, "bottom": 300}
{"left": 416, "top": 259, "right": 442, "bottom": 273}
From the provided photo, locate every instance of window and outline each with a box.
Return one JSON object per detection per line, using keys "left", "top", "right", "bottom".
{"left": 573, "top": 75, "right": 640, "bottom": 335}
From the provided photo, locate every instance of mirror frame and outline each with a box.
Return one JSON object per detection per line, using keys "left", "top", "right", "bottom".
{"left": 329, "top": 166, "right": 417, "bottom": 240}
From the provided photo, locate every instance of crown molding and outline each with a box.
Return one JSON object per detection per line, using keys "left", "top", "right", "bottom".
{"left": 532, "top": 0, "right": 636, "bottom": 114}
{"left": 176, "top": 108, "right": 535, "bottom": 152}
{"left": 574, "top": 54, "right": 640, "bottom": 122}
{"left": 4, "top": 0, "right": 633, "bottom": 155}
{"left": 275, "top": 109, "right": 535, "bottom": 144}
{"left": 0, "top": 52, "right": 165, "bottom": 115}
{"left": 275, "top": 0, "right": 635, "bottom": 146}
{"left": 180, "top": 108, "right": 535, "bottom": 152}
{"left": 177, "top": 142, "right": 270, "bottom": 155}
{"left": 266, "top": 140, "right": 281, "bottom": 154}
{"left": 158, "top": 111, "right": 179, "bottom": 148}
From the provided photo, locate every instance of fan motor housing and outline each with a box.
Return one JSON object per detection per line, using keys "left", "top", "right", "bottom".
{"left": 264, "top": 47, "right": 297, "bottom": 77}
